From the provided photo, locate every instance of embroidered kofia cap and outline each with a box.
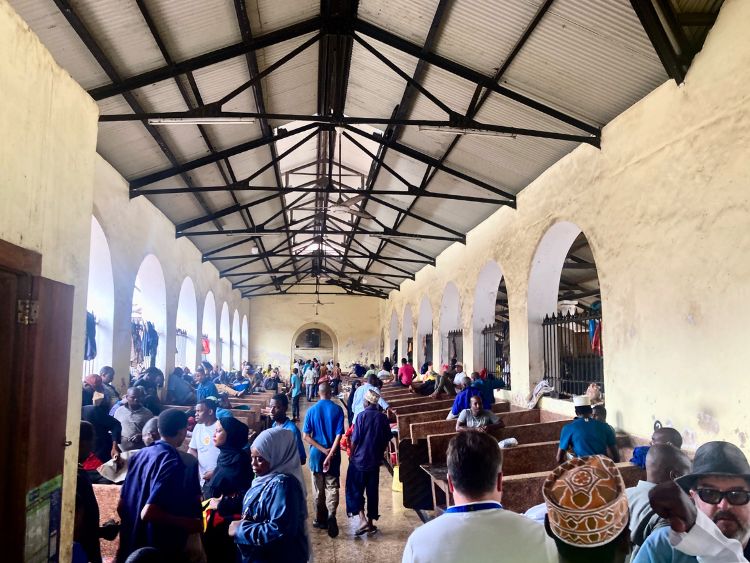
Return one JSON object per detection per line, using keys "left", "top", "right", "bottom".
{"left": 543, "top": 455, "right": 629, "bottom": 548}
{"left": 364, "top": 389, "right": 381, "bottom": 405}
{"left": 573, "top": 395, "right": 591, "bottom": 407}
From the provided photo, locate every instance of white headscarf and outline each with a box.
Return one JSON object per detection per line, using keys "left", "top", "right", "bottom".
{"left": 251, "top": 427, "right": 306, "bottom": 495}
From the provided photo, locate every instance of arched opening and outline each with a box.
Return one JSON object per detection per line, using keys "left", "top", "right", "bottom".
{"left": 417, "top": 295, "right": 433, "bottom": 369}
{"left": 389, "top": 310, "right": 399, "bottom": 365}
{"left": 402, "top": 305, "right": 414, "bottom": 363}
{"left": 292, "top": 323, "right": 338, "bottom": 363}
{"left": 220, "top": 302, "right": 230, "bottom": 370}
{"left": 528, "top": 222, "right": 602, "bottom": 398}
{"left": 84, "top": 216, "right": 114, "bottom": 377}
{"left": 241, "top": 315, "right": 249, "bottom": 366}
{"left": 132, "top": 254, "right": 167, "bottom": 375}
{"left": 472, "top": 261, "right": 511, "bottom": 387}
{"left": 439, "top": 282, "right": 463, "bottom": 366}
{"left": 176, "top": 277, "right": 198, "bottom": 371}
{"left": 202, "top": 292, "right": 217, "bottom": 366}
{"left": 232, "top": 310, "right": 240, "bottom": 370}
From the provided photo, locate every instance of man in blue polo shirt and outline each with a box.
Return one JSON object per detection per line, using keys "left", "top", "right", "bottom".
{"left": 446, "top": 376, "right": 482, "bottom": 420}
{"left": 303, "top": 382, "right": 345, "bottom": 538}
{"left": 557, "top": 395, "right": 618, "bottom": 463}
{"left": 270, "top": 393, "right": 306, "bottom": 465}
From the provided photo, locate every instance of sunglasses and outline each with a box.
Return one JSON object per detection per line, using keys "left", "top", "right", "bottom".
{"left": 695, "top": 488, "right": 750, "bottom": 506}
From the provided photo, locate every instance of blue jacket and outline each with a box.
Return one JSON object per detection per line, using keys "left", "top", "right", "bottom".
{"left": 235, "top": 474, "right": 308, "bottom": 563}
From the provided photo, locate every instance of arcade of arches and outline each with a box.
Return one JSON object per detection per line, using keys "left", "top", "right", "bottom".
{"left": 2, "top": 0, "right": 750, "bottom": 561}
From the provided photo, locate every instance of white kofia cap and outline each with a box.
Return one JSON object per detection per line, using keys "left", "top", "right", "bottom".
{"left": 573, "top": 395, "right": 591, "bottom": 407}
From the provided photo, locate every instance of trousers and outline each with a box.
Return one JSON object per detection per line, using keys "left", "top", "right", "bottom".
{"left": 292, "top": 394, "right": 301, "bottom": 419}
{"left": 311, "top": 472, "right": 340, "bottom": 521}
{"left": 345, "top": 465, "right": 380, "bottom": 520}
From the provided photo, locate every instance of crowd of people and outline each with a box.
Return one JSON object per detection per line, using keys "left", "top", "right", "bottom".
{"left": 75, "top": 357, "right": 750, "bottom": 563}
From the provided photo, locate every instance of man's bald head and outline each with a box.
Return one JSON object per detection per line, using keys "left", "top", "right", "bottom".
{"left": 646, "top": 444, "right": 691, "bottom": 484}
{"left": 318, "top": 382, "right": 331, "bottom": 399}
{"left": 652, "top": 427, "right": 683, "bottom": 449}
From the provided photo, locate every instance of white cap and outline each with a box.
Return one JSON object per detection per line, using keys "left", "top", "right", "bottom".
{"left": 573, "top": 395, "right": 591, "bottom": 407}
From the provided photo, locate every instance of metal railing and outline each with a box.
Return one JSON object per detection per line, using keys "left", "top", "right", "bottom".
{"left": 481, "top": 322, "right": 511, "bottom": 389}
{"left": 542, "top": 310, "right": 603, "bottom": 397}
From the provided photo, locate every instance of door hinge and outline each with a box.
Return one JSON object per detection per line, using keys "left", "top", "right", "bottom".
{"left": 17, "top": 299, "right": 39, "bottom": 325}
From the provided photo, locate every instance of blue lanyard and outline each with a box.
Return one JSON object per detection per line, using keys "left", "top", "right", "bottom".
{"left": 445, "top": 502, "right": 503, "bottom": 514}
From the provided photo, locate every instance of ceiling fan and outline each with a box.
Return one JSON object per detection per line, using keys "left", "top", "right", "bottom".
{"left": 299, "top": 278, "right": 333, "bottom": 315}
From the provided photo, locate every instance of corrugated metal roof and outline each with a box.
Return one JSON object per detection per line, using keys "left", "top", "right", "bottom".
{"left": 10, "top": 0, "right": 700, "bottom": 296}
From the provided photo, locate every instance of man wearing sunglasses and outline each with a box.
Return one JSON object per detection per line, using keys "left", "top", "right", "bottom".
{"left": 633, "top": 441, "right": 750, "bottom": 562}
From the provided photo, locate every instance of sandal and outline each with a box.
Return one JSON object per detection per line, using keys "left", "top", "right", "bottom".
{"left": 355, "top": 524, "right": 370, "bottom": 536}
{"left": 367, "top": 525, "right": 379, "bottom": 536}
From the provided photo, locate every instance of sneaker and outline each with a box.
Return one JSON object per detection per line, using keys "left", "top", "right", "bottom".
{"left": 312, "top": 520, "right": 328, "bottom": 530}
{"left": 327, "top": 516, "right": 339, "bottom": 538}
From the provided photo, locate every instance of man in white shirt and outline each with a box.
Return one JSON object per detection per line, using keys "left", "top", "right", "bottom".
{"left": 303, "top": 363, "right": 317, "bottom": 402}
{"left": 377, "top": 364, "right": 392, "bottom": 383}
{"left": 187, "top": 398, "right": 220, "bottom": 486}
{"left": 351, "top": 374, "right": 390, "bottom": 422}
{"left": 402, "top": 431, "right": 559, "bottom": 563}
{"left": 452, "top": 364, "right": 467, "bottom": 387}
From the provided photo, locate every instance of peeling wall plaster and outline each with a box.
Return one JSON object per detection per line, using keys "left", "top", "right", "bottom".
{"left": 380, "top": 0, "right": 750, "bottom": 454}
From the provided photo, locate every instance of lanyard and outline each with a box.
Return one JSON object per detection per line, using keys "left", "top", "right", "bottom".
{"left": 445, "top": 502, "right": 503, "bottom": 514}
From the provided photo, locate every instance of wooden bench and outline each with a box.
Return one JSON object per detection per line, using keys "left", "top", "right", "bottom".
{"left": 427, "top": 419, "right": 571, "bottom": 464}
{"left": 404, "top": 401, "right": 511, "bottom": 442}
{"left": 410, "top": 406, "right": 551, "bottom": 443}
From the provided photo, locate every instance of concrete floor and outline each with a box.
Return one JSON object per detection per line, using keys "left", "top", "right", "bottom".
{"left": 300, "top": 396, "right": 422, "bottom": 563}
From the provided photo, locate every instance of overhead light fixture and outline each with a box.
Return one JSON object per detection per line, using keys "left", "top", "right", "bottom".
{"left": 250, "top": 246, "right": 259, "bottom": 255}
{"left": 148, "top": 117, "right": 255, "bottom": 126}
{"left": 362, "top": 278, "right": 368, "bottom": 284}
{"left": 418, "top": 125, "right": 516, "bottom": 138}
{"left": 369, "top": 233, "right": 425, "bottom": 241}
{"left": 221, "top": 231, "right": 278, "bottom": 237}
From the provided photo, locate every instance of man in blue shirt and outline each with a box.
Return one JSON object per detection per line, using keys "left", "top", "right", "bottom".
{"left": 290, "top": 367, "right": 303, "bottom": 421}
{"left": 351, "top": 374, "right": 390, "bottom": 422}
{"left": 303, "top": 383, "right": 345, "bottom": 537}
{"left": 557, "top": 396, "right": 618, "bottom": 463}
{"left": 195, "top": 366, "right": 218, "bottom": 402}
{"left": 447, "top": 376, "right": 482, "bottom": 420}
{"left": 270, "top": 393, "right": 306, "bottom": 465}
{"left": 469, "top": 371, "right": 494, "bottom": 408}
{"left": 117, "top": 409, "right": 202, "bottom": 562}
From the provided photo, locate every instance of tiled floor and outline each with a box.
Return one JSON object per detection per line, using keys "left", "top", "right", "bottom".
{"left": 301, "top": 397, "right": 422, "bottom": 563}
{"left": 93, "top": 397, "right": 421, "bottom": 562}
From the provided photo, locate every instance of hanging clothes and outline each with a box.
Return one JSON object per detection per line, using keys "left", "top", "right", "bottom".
{"left": 201, "top": 336, "right": 211, "bottom": 355}
{"left": 142, "top": 321, "right": 159, "bottom": 358}
{"left": 84, "top": 312, "right": 97, "bottom": 361}
{"left": 131, "top": 321, "right": 144, "bottom": 366}
{"left": 591, "top": 321, "right": 603, "bottom": 356}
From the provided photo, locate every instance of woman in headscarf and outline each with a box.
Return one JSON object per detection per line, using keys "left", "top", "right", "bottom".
{"left": 229, "top": 427, "right": 308, "bottom": 563}
{"left": 203, "top": 416, "right": 251, "bottom": 563}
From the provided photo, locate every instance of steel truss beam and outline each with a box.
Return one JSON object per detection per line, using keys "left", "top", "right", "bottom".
{"left": 87, "top": 17, "right": 323, "bottom": 100}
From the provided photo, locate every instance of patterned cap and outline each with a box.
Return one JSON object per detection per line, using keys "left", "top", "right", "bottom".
{"left": 543, "top": 455, "right": 628, "bottom": 548}
{"left": 364, "top": 389, "right": 381, "bottom": 405}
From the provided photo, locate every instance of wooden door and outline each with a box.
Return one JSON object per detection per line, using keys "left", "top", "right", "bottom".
{"left": 1, "top": 242, "right": 74, "bottom": 562}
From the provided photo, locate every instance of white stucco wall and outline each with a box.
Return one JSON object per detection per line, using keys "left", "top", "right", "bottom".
{"left": 0, "top": 1, "right": 100, "bottom": 558}
{"left": 92, "top": 156, "right": 249, "bottom": 390}
{"left": 382, "top": 0, "right": 750, "bottom": 453}
{"left": 248, "top": 294, "right": 381, "bottom": 373}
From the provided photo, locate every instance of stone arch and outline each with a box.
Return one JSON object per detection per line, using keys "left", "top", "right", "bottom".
{"left": 241, "top": 315, "right": 249, "bottom": 365}
{"left": 202, "top": 291, "right": 217, "bottom": 365}
{"left": 220, "top": 302, "right": 230, "bottom": 370}
{"left": 232, "top": 309, "right": 240, "bottom": 370}
{"left": 388, "top": 309, "right": 400, "bottom": 364}
{"left": 439, "top": 282, "right": 463, "bottom": 366}
{"left": 471, "top": 260, "right": 505, "bottom": 372}
{"left": 292, "top": 322, "right": 339, "bottom": 363}
{"left": 416, "top": 295, "right": 434, "bottom": 368}
{"left": 527, "top": 221, "right": 603, "bottom": 395}
{"left": 176, "top": 276, "right": 198, "bottom": 370}
{"left": 133, "top": 254, "right": 167, "bottom": 373}
{"left": 402, "top": 304, "right": 414, "bottom": 363}
{"left": 85, "top": 216, "right": 115, "bottom": 376}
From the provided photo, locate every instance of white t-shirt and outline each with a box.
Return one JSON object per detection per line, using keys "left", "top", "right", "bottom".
{"left": 303, "top": 368, "right": 316, "bottom": 384}
{"left": 377, "top": 369, "right": 391, "bottom": 380}
{"left": 453, "top": 371, "right": 468, "bottom": 386}
{"left": 402, "top": 504, "right": 559, "bottom": 563}
{"left": 189, "top": 421, "right": 220, "bottom": 484}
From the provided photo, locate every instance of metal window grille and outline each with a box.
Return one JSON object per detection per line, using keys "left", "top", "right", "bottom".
{"left": 421, "top": 334, "right": 433, "bottom": 365}
{"left": 542, "top": 311, "right": 603, "bottom": 397}
{"left": 447, "top": 329, "right": 463, "bottom": 364}
{"left": 482, "top": 322, "right": 511, "bottom": 389}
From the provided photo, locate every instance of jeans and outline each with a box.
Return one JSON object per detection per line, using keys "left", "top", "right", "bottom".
{"left": 306, "top": 384, "right": 315, "bottom": 401}
{"left": 292, "top": 394, "right": 300, "bottom": 419}
{"left": 311, "top": 472, "right": 340, "bottom": 521}
{"left": 345, "top": 465, "right": 380, "bottom": 521}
